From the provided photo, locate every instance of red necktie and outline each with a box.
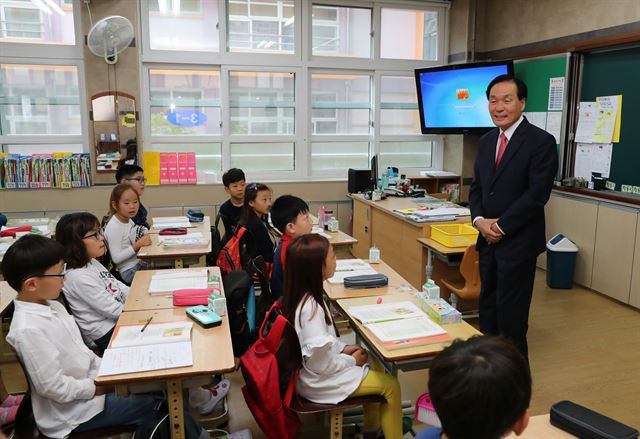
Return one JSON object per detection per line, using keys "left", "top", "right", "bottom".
{"left": 496, "top": 133, "right": 508, "bottom": 166}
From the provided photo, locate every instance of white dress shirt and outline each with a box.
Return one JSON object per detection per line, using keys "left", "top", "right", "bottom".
{"left": 7, "top": 299, "right": 105, "bottom": 438}
{"left": 63, "top": 258, "right": 129, "bottom": 343}
{"left": 472, "top": 114, "right": 525, "bottom": 235}
{"left": 294, "top": 296, "right": 368, "bottom": 404}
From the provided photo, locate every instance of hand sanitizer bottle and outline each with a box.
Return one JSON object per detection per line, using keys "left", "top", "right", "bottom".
{"left": 369, "top": 244, "right": 380, "bottom": 264}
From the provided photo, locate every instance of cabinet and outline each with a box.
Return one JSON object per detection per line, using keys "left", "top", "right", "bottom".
{"left": 629, "top": 214, "right": 640, "bottom": 308}
{"left": 406, "top": 175, "right": 462, "bottom": 201}
{"left": 592, "top": 204, "right": 637, "bottom": 304}
{"left": 351, "top": 200, "right": 371, "bottom": 259}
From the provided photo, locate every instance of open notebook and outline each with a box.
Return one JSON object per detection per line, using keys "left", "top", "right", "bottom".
{"left": 98, "top": 321, "right": 194, "bottom": 376}
{"left": 348, "top": 301, "right": 450, "bottom": 349}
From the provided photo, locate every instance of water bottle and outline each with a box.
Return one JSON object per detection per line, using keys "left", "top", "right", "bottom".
{"left": 318, "top": 206, "right": 326, "bottom": 228}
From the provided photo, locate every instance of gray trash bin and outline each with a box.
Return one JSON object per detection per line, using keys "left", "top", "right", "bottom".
{"left": 546, "top": 234, "right": 578, "bottom": 289}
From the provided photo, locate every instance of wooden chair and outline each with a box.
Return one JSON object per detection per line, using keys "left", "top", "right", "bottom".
{"left": 440, "top": 244, "right": 481, "bottom": 316}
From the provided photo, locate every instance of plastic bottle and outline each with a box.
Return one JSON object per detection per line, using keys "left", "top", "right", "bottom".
{"left": 421, "top": 279, "right": 441, "bottom": 300}
{"left": 318, "top": 206, "right": 326, "bottom": 228}
{"left": 369, "top": 244, "right": 380, "bottom": 263}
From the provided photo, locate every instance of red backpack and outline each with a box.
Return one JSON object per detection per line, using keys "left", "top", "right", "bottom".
{"left": 240, "top": 302, "right": 301, "bottom": 439}
{"left": 216, "top": 226, "right": 247, "bottom": 275}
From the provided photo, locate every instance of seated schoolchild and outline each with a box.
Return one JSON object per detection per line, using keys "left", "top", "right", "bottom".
{"left": 416, "top": 335, "right": 532, "bottom": 439}
{"left": 270, "top": 195, "right": 313, "bottom": 299}
{"left": 219, "top": 168, "right": 246, "bottom": 235}
{"left": 55, "top": 212, "right": 129, "bottom": 350}
{"left": 103, "top": 184, "right": 151, "bottom": 285}
{"left": 281, "top": 234, "right": 403, "bottom": 439}
{"left": 2, "top": 235, "right": 209, "bottom": 439}
{"left": 238, "top": 183, "right": 275, "bottom": 264}
{"left": 115, "top": 164, "right": 149, "bottom": 228}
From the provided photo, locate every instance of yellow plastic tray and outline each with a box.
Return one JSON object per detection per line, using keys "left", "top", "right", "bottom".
{"left": 430, "top": 223, "right": 478, "bottom": 248}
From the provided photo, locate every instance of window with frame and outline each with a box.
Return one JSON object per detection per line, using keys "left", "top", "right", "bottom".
{"left": 0, "top": 0, "right": 75, "bottom": 45}
{"left": 227, "top": 0, "right": 295, "bottom": 54}
{"left": 311, "top": 4, "right": 371, "bottom": 58}
{"left": 0, "top": 63, "right": 81, "bottom": 136}
{"left": 380, "top": 7, "right": 439, "bottom": 61}
{"left": 147, "top": 0, "right": 219, "bottom": 52}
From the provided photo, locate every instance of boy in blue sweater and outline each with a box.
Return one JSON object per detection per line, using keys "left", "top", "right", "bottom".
{"left": 417, "top": 336, "right": 531, "bottom": 439}
{"left": 270, "top": 195, "right": 313, "bottom": 299}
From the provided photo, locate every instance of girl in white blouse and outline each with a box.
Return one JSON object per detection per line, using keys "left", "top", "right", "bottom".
{"left": 281, "top": 234, "right": 403, "bottom": 439}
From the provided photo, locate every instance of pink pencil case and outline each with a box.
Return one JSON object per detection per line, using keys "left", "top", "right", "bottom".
{"left": 172, "top": 288, "right": 213, "bottom": 306}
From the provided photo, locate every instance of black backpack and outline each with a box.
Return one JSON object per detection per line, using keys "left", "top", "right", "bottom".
{"left": 207, "top": 213, "right": 228, "bottom": 266}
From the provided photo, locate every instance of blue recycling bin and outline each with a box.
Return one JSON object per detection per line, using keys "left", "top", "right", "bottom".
{"left": 546, "top": 234, "right": 578, "bottom": 289}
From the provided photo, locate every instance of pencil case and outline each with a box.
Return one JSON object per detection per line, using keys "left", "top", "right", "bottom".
{"left": 344, "top": 274, "right": 388, "bottom": 289}
{"left": 187, "top": 209, "right": 205, "bottom": 223}
{"left": 0, "top": 225, "right": 32, "bottom": 238}
{"left": 550, "top": 400, "right": 638, "bottom": 439}
{"left": 173, "top": 288, "right": 213, "bottom": 306}
{"left": 159, "top": 227, "right": 187, "bottom": 236}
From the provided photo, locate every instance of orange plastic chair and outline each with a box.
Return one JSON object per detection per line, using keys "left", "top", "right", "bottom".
{"left": 440, "top": 244, "right": 481, "bottom": 315}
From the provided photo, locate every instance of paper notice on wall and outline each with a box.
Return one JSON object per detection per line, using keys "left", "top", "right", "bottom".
{"left": 574, "top": 143, "right": 613, "bottom": 180}
{"left": 545, "top": 112, "right": 563, "bottom": 143}
{"left": 574, "top": 102, "right": 597, "bottom": 143}
{"left": 548, "top": 77, "right": 565, "bottom": 111}
{"left": 523, "top": 112, "right": 547, "bottom": 130}
{"left": 593, "top": 95, "right": 620, "bottom": 143}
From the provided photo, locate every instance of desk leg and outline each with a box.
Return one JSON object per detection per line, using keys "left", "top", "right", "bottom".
{"left": 329, "top": 409, "right": 343, "bottom": 439}
{"left": 167, "top": 379, "right": 185, "bottom": 439}
{"left": 115, "top": 384, "right": 130, "bottom": 397}
{"left": 196, "top": 255, "right": 206, "bottom": 267}
{"left": 426, "top": 248, "right": 433, "bottom": 280}
{"left": 175, "top": 258, "right": 184, "bottom": 269}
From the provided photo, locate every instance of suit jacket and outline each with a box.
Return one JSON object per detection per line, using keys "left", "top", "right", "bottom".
{"left": 469, "top": 117, "right": 558, "bottom": 260}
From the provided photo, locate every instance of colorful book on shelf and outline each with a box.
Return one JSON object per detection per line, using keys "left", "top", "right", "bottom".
{"left": 159, "top": 152, "right": 172, "bottom": 185}
{"left": 186, "top": 152, "right": 197, "bottom": 184}
{"left": 168, "top": 153, "right": 178, "bottom": 184}
{"left": 143, "top": 151, "right": 161, "bottom": 186}
{"left": 177, "top": 152, "right": 189, "bottom": 184}
{"left": 98, "top": 321, "right": 194, "bottom": 376}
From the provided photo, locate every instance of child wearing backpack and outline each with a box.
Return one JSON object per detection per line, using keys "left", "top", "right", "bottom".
{"left": 238, "top": 183, "right": 275, "bottom": 264}
{"left": 2, "top": 235, "right": 209, "bottom": 439}
{"left": 416, "top": 335, "right": 531, "bottom": 439}
{"left": 219, "top": 168, "right": 246, "bottom": 235}
{"left": 270, "top": 195, "right": 313, "bottom": 300}
{"left": 281, "top": 234, "right": 403, "bottom": 439}
{"left": 103, "top": 184, "right": 151, "bottom": 285}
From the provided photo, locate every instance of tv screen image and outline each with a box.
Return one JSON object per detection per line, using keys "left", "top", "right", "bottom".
{"left": 415, "top": 60, "right": 513, "bottom": 134}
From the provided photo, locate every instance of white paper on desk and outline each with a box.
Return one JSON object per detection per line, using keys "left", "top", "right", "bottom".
{"left": 574, "top": 143, "right": 613, "bottom": 180}
{"left": 328, "top": 260, "right": 377, "bottom": 284}
{"left": 419, "top": 170, "right": 458, "bottom": 177}
{"left": 98, "top": 341, "right": 193, "bottom": 376}
{"left": 545, "top": 112, "right": 563, "bottom": 144}
{"left": 111, "top": 322, "right": 193, "bottom": 348}
{"left": 149, "top": 272, "right": 208, "bottom": 293}
{"left": 348, "top": 301, "right": 424, "bottom": 324}
{"left": 365, "top": 316, "right": 446, "bottom": 343}
{"left": 152, "top": 268, "right": 208, "bottom": 279}
{"left": 312, "top": 227, "right": 332, "bottom": 239}
{"left": 157, "top": 232, "right": 204, "bottom": 242}
{"left": 152, "top": 216, "right": 192, "bottom": 228}
{"left": 412, "top": 207, "right": 470, "bottom": 218}
{"left": 575, "top": 102, "right": 597, "bottom": 143}
{"left": 523, "top": 112, "right": 547, "bottom": 130}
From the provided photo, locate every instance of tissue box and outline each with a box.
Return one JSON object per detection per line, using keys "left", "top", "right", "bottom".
{"left": 422, "top": 298, "right": 461, "bottom": 325}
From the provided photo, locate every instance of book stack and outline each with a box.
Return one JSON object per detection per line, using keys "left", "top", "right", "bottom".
{"left": 96, "top": 151, "right": 121, "bottom": 171}
{"left": 158, "top": 152, "right": 197, "bottom": 185}
{"left": 1, "top": 153, "right": 91, "bottom": 190}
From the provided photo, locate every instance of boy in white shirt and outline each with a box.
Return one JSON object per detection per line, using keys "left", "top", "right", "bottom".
{"left": 2, "top": 235, "right": 208, "bottom": 438}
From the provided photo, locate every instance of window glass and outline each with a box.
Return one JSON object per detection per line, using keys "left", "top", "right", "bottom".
{"left": 148, "top": 0, "right": 219, "bottom": 52}
{"left": 227, "top": 0, "right": 295, "bottom": 54}
{"left": 311, "top": 73, "right": 370, "bottom": 135}
{"left": 149, "top": 69, "right": 221, "bottom": 136}
{"left": 311, "top": 5, "right": 371, "bottom": 58}
{"left": 380, "top": 75, "right": 420, "bottom": 135}
{"left": 0, "top": 64, "right": 81, "bottom": 136}
{"left": 379, "top": 141, "right": 433, "bottom": 169}
{"left": 230, "top": 142, "right": 294, "bottom": 171}
{"left": 0, "top": 0, "right": 75, "bottom": 45}
{"left": 380, "top": 8, "right": 438, "bottom": 61}
{"left": 311, "top": 141, "right": 368, "bottom": 172}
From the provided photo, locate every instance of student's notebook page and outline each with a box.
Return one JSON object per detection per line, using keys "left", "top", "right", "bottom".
{"left": 152, "top": 216, "right": 192, "bottom": 229}
{"left": 99, "top": 341, "right": 193, "bottom": 376}
{"left": 148, "top": 269, "right": 208, "bottom": 293}
{"left": 366, "top": 316, "right": 447, "bottom": 343}
{"left": 111, "top": 321, "right": 193, "bottom": 348}
{"left": 328, "top": 259, "right": 377, "bottom": 284}
{"left": 348, "top": 301, "right": 424, "bottom": 324}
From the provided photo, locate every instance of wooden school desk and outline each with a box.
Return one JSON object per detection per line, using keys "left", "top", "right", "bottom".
{"left": 324, "top": 259, "right": 416, "bottom": 302}
{"left": 349, "top": 194, "right": 469, "bottom": 289}
{"left": 1, "top": 281, "right": 18, "bottom": 362}
{"left": 138, "top": 218, "right": 212, "bottom": 268}
{"left": 336, "top": 292, "right": 480, "bottom": 375}
{"left": 505, "top": 414, "right": 575, "bottom": 438}
{"left": 124, "top": 267, "right": 221, "bottom": 312}
{"left": 95, "top": 307, "right": 235, "bottom": 439}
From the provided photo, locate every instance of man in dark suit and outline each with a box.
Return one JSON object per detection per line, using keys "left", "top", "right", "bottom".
{"left": 469, "top": 74, "right": 558, "bottom": 358}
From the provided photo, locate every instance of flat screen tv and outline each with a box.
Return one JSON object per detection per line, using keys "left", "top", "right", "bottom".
{"left": 415, "top": 60, "right": 514, "bottom": 134}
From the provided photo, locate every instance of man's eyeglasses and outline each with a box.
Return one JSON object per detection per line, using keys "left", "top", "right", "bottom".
{"left": 83, "top": 228, "right": 104, "bottom": 241}
{"left": 125, "top": 177, "right": 147, "bottom": 184}
{"left": 23, "top": 263, "right": 67, "bottom": 281}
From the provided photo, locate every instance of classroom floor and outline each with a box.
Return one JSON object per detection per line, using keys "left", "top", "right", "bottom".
{"left": 3, "top": 269, "right": 640, "bottom": 437}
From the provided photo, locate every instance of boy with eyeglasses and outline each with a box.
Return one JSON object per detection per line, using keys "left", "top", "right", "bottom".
{"left": 2, "top": 234, "right": 210, "bottom": 438}
{"left": 115, "top": 164, "right": 149, "bottom": 228}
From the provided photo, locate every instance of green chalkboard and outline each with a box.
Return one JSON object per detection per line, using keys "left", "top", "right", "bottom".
{"left": 580, "top": 46, "right": 640, "bottom": 189}
{"left": 514, "top": 54, "right": 569, "bottom": 150}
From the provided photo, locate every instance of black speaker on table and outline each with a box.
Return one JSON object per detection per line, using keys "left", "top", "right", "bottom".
{"left": 348, "top": 168, "right": 371, "bottom": 193}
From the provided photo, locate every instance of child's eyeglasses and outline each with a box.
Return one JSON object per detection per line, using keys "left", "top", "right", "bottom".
{"left": 83, "top": 228, "right": 104, "bottom": 241}
{"left": 23, "top": 263, "right": 67, "bottom": 281}
{"left": 125, "top": 177, "right": 147, "bottom": 184}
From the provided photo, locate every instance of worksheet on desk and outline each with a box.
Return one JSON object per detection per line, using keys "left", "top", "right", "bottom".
{"left": 148, "top": 269, "right": 208, "bottom": 293}
{"left": 98, "top": 341, "right": 193, "bottom": 376}
{"left": 152, "top": 216, "right": 193, "bottom": 228}
{"left": 327, "top": 259, "right": 377, "bottom": 284}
